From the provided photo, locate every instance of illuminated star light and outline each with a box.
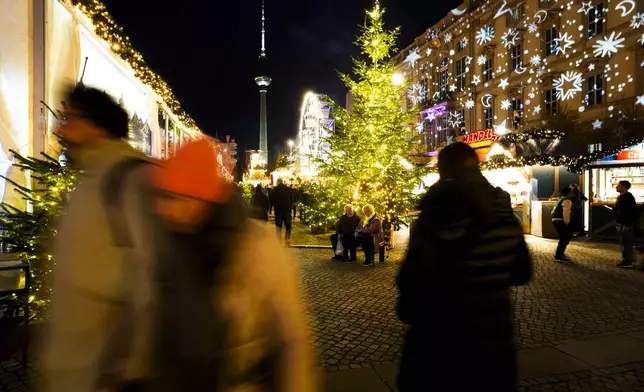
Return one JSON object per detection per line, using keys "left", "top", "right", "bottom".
{"left": 426, "top": 48, "right": 432, "bottom": 56}
{"left": 530, "top": 55, "right": 542, "bottom": 66}
{"left": 476, "top": 26, "right": 495, "bottom": 45}
{"left": 415, "top": 122, "right": 424, "bottom": 133}
{"left": 578, "top": 1, "right": 593, "bottom": 15}
{"left": 499, "top": 78, "right": 510, "bottom": 90}
{"left": 554, "top": 71, "right": 584, "bottom": 101}
{"left": 532, "top": 105, "right": 542, "bottom": 115}
{"left": 449, "top": 84, "right": 457, "bottom": 92}
{"left": 472, "top": 75, "right": 481, "bottom": 85}
{"left": 493, "top": 120, "right": 511, "bottom": 135}
{"left": 465, "top": 56, "right": 473, "bottom": 65}
{"left": 631, "top": 13, "right": 644, "bottom": 29}
{"left": 593, "top": 32, "right": 626, "bottom": 57}
{"left": 527, "top": 23, "right": 538, "bottom": 33}
{"left": 501, "top": 99, "right": 512, "bottom": 110}
{"left": 637, "top": 95, "right": 644, "bottom": 106}
{"left": 478, "top": 55, "right": 488, "bottom": 66}
{"left": 593, "top": 119, "right": 603, "bottom": 129}
{"left": 465, "top": 99, "right": 475, "bottom": 109}
{"left": 639, "top": 33, "right": 644, "bottom": 46}
{"left": 588, "top": 63, "right": 596, "bottom": 71}
{"left": 554, "top": 32, "right": 575, "bottom": 55}
{"left": 461, "top": 37, "right": 469, "bottom": 48}
{"left": 443, "top": 32, "right": 453, "bottom": 43}
{"left": 502, "top": 29, "right": 520, "bottom": 48}
{"left": 448, "top": 111, "right": 463, "bottom": 128}
{"left": 404, "top": 48, "right": 422, "bottom": 68}
{"left": 494, "top": 0, "right": 512, "bottom": 19}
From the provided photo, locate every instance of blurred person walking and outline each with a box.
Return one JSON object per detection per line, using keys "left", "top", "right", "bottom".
{"left": 396, "top": 142, "right": 532, "bottom": 392}
{"left": 249, "top": 185, "right": 269, "bottom": 221}
{"left": 615, "top": 180, "right": 637, "bottom": 268}
{"left": 145, "top": 139, "right": 318, "bottom": 392}
{"left": 270, "top": 179, "right": 293, "bottom": 246}
{"left": 39, "top": 86, "right": 155, "bottom": 392}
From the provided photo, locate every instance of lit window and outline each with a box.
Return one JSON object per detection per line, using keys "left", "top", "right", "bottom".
{"left": 484, "top": 105, "right": 494, "bottom": 129}
{"left": 587, "top": 74, "right": 604, "bottom": 106}
{"left": 544, "top": 26, "right": 557, "bottom": 57}
{"left": 588, "top": 3, "right": 604, "bottom": 38}
{"left": 545, "top": 89, "right": 557, "bottom": 117}
{"left": 455, "top": 57, "right": 467, "bottom": 92}
{"left": 511, "top": 44, "right": 523, "bottom": 71}
{"left": 483, "top": 56, "right": 494, "bottom": 82}
{"left": 511, "top": 99, "right": 523, "bottom": 130}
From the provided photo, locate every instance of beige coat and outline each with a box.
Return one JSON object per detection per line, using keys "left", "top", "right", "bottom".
{"left": 39, "top": 140, "right": 318, "bottom": 392}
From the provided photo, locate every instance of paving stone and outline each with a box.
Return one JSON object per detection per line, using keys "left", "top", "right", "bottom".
{"left": 556, "top": 335, "right": 644, "bottom": 368}
{"left": 519, "top": 347, "right": 592, "bottom": 379}
{"left": 323, "top": 367, "right": 391, "bottom": 392}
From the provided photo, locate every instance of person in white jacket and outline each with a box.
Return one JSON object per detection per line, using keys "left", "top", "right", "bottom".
{"left": 552, "top": 187, "right": 575, "bottom": 262}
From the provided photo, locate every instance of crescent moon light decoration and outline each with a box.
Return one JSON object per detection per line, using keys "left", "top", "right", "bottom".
{"left": 515, "top": 66, "right": 527, "bottom": 74}
{"left": 481, "top": 94, "right": 493, "bottom": 108}
{"left": 534, "top": 10, "right": 548, "bottom": 24}
{"left": 616, "top": 0, "right": 636, "bottom": 17}
{"left": 451, "top": 6, "right": 467, "bottom": 16}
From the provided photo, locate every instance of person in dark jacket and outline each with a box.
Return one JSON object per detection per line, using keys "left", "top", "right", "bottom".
{"left": 270, "top": 179, "right": 293, "bottom": 245}
{"left": 249, "top": 185, "right": 269, "bottom": 221}
{"left": 330, "top": 205, "right": 361, "bottom": 262}
{"left": 570, "top": 184, "right": 587, "bottom": 236}
{"left": 396, "top": 142, "right": 532, "bottom": 392}
{"left": 615, "top": 180, "right": 637, "bottom": 267}
{"left": 552, "top": 187, "right": 575, "bottom": 262}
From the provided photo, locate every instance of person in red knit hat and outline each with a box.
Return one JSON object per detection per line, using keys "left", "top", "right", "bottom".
{"left": 144, "top": 137, "right": 318, "bottom": 392}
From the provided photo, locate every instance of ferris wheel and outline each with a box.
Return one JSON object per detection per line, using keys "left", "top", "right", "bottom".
{"left": 296, "top": 92, "right": 334, "bottom": 175}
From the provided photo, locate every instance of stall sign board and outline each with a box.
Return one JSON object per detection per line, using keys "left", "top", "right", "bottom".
{"left": 462, "top": 129, "right": 501, "bottom": 161}
{"left": 616, "top": 149, "right": 644, "bottom": 161}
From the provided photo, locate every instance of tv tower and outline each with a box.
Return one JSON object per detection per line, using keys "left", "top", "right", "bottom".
{"left": 255, "top": 0, "right": 271, "bottom": 166}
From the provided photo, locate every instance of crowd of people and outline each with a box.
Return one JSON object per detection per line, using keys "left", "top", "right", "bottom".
{"left": 37, "top": 86, "right": 643, "bottom": 392}
{"left": 249, "top": 179, "right": 306, "bottom": 246}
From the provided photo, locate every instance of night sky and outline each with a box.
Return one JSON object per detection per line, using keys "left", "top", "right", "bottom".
{"left": 101, "top": 0, "right": 461, "bottom": 162}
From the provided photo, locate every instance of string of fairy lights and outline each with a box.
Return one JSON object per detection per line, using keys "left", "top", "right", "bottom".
{"left": 72, "top": 0, "right": 200, "bottom": 132}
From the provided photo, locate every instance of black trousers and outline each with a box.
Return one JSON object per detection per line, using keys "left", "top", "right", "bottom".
{"left": 553, "top": 220, "right": 572, "bottom": 257}
{"left": 331, "top": 234, "right": 357, "bottom": 260}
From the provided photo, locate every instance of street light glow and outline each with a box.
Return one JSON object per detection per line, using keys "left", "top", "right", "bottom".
{"left": 392, "top": 72, "right": 405, "bottom": 86}
{"left": 287, "top": 140, "right": 294, "bottom": 147}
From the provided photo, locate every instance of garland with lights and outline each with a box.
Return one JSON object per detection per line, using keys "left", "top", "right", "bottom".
{"left": 71, "top": 0, "right": 199, "bottom": 132}
{"left": 503, "top": 129, "right": 565, "bottom": 144}
{"left": 302, "top": 3, "right": 428, "bottom": 231}
{"left": 0, "top": 142, "right": 78, "bottom": 318}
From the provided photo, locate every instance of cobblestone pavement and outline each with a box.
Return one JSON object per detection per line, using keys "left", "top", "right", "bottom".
{"left": 2, "top": 236, "right": 644, "bottom": 391}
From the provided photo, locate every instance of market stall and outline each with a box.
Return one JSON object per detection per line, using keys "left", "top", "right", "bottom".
{"left": 585, "top": 143, "right": 644, "bottom": 239}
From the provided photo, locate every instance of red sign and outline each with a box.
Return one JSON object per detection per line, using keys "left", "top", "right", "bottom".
{"left": 462, "top": 129, "right": 499, "bottom": 145}
{"left": 617, "top": 150, "right": 644, "bottom": 161}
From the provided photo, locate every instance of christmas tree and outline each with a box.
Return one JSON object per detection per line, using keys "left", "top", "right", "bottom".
{"left": 0, "top": 141, "right": 78, "bottom": 317}
{"left": 303, "top": 1, "right": 426, "bottom": 230}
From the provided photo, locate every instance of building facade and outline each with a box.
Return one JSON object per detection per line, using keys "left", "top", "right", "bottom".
{"left": 397, "top": 0, "right": 643, "bottom": 159}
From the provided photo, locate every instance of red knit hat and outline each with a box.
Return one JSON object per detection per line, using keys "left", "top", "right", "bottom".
{"left": 152, "top": 138, "right": 230, "bottom": 203}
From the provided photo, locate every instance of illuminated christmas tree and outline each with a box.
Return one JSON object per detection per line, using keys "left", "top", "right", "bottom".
{"left": 304, "top": 1, "right": 426, "bottom": 230}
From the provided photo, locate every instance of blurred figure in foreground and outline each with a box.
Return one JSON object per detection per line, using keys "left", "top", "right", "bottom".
{"left": 330, "top": 204, "right": 360, "bottom": 263}
{"left": 149, "top": 139, "right": 317, "bottom": 391}
{"left": 270, "top": 179, "right": 293, "bottom": 245}
{"left": 40, "top": 86, "right": 154, "bottom": 391}
{"left": 250, "top": 184, "right": 270, "bottom": 221}
{"left": 614, "top": 180, "right": 637, "bottom": 268}
{"left": 396, "top": 142, "right": 532, "bottom": 392}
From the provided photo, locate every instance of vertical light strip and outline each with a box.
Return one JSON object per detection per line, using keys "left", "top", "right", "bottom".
{"left": 261, "top": 0, "right": 266, "bottom": 56}
{"left": 584, "top": 169, "right": 590, "bottom": 232}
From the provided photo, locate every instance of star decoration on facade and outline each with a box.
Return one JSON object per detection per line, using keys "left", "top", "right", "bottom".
{"left": 465, "top": 99, "right": 475, "bottom": 109}
{"left": 404, "top": 48, "right": 422, "bottom": 68}
{"left": 465, "top": 56, "right": 473, "bottom": 65}
{"left": 593, "top": 32, "right": 626, "bottom": 57}
{"left": 449, "top": 84, "right": 457, "bottom": 92}
{"left": 631, "top": 13, "right": 644, "bottom": 29}
{"left": 502, "top": 29, "right": 520, "bottom": 48}
{"left": 472, "top": 75, "right": 481, "bottom": 85}
{"left": 499, "top": 78, "right": 510, "bottom": 90}
{"left": 532, "top": 105, "right": 542, "bottom": 115}
{"left": 476, "top": 26, "right": 495, "bottom": 45}
{"left": 637, "top": 95, "right": 644, "bottom": 106}
{"left": 415, "top": 122, "right": 424, "bottom": 133}
{"left": 527, "top": 23, "right": 538, "bottom": 33}
{"left": 578, "top": 1, "right": 593, "bottom": 15}
{"left": 639, "top": 33, "right": 644, "bottom": 46}
{"left": 592, "top": 119, "right": 603, "bottom": 129}
{"left": 493, "top": 120, "right": 511, "bottom": 135}
{"left": 554, "top": 71, "right": 584, "bottom": 101}
{"left": 554, "top": 32, "right": 575, "bottom": 55}
{"left": 501, "top": 99, "right": 512, "bottom": 110}
{"left": 407, "top": 83, "right": 427, "bottom": 105}
{"left": 530, "top": 55, "right": 542, "bottom": 66}
{"left": 443, "top": 32, "right": 453, "bottom": 43}
{"left": 461, "top": 37, "right": 469, "bottom": 48}
{"left": 426, "top": 48, "right": 433, "bottom": 56}
{"left": 426, "top": 112, "right": 436, "bottom": 122}
{"left": 478, "top": 55, "right": 488, "bottom": 66}
{"left": 588, "top": 63, "right": 596, "bottom": 71}
{"left": 448, "top": 111, "right": 463, "bottom": 128}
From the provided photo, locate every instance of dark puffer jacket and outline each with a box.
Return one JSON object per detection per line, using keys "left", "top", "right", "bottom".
{"left": 396, "top": 171, "right": 532, "bottom": 392}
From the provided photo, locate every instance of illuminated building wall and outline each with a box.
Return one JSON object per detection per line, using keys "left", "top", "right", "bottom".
{"left": 397, "top": 0, "right": 642, "bottom": 156}
{"left": 296, "top": 92, "right": 334, "bottom": 177}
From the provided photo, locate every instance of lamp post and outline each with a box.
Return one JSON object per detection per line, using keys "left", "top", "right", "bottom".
{"left": 288, "top": 139, "right": 294, "bottom": 155}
